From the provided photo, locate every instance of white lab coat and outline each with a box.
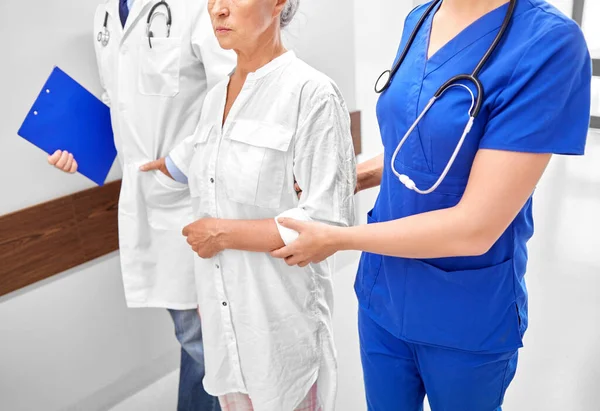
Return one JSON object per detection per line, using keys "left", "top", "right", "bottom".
{"left": 93, "top": 0, "right": 235, "bottom": 308}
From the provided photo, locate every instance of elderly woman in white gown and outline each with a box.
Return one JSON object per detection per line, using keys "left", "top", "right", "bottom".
{"left": 141, "top": 1, "right": 356, "bottom": 410}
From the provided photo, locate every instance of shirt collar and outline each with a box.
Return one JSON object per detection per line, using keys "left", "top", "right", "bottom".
{"left": 238, "top": 50, "right": 296, "bottom": 83}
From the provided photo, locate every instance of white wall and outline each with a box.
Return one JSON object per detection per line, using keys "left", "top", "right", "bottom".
{"left": 0, "top": 1, "right": 359, "bottom": 411}
{"left": 284, "top": 0, "right": 357, "bottom": 110}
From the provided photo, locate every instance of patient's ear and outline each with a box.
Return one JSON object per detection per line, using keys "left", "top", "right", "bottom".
{"left": 273, "top": 0, "right": 287, "bottom": 16}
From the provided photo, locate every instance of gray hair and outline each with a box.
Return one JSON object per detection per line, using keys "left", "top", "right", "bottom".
{"left": 280, "top": 0, "right": 299, "bottom": 28}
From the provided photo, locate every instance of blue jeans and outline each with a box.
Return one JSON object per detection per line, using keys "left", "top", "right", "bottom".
{"left": 168, "top": 309, "right": 220, "bottom": 411}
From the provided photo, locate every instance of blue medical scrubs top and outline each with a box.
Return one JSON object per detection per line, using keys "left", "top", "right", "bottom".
{"left": 355, "top": 0, "right": 591, "bottom": 353}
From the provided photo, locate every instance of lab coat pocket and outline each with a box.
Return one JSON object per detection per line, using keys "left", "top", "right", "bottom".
{"left": 141, "top": 169, "right": 192, "bottom": 231}
{"left": 153, "top": 168, "right": 188, "bottom": 190}
{"left": 138, "top": 37, "right": 182, "bottom": 97}
{"left": 355, "top": 210, "right": 383, "bottom": 306}
{"left": 403, "top": 258, "right": 523, "bottom": 352}
{"left": 225, "top": 121, "right": 294, "bottom": 209}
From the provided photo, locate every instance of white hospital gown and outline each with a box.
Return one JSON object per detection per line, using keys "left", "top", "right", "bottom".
{"left": 169, "top": 51, "right": 356, "bottom": 411}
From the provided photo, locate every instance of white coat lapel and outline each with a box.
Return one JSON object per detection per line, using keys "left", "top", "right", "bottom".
{"left": 104, "top": 0, "right": 123, "bottom": 38}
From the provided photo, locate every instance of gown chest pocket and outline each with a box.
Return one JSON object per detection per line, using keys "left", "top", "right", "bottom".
{"left": 138, "top": 37, "right": 182, "bottom": 97}
{"left": 224, "top": 121, "right": 294, "bottom": 209}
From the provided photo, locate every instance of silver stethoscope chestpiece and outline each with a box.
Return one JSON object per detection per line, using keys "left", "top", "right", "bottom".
{"left": 98, "top": 11, "right": 110, "bottom": 47}
{"left": 375, "top": 70, "right": 392, "bottom": 94}
{"left": 97, "top": 29, "right": 110, "bottom": 47}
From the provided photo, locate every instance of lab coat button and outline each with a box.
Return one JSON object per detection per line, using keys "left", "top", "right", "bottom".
{"left": 222, "top": 302, "right": 228, "bottom": 307}
{"left": 210, "top": 178, "right": 215, "bottom": 183}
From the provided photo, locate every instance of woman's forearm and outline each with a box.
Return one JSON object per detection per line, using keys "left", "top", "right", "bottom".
{"left": 356, "top": 154, "right": 384, "bottom": 192}
{"left": 219, "top": 218, "right": 285, "bottom": 252}
{"left": 337, "top": 206, "right": 489, "bottom": 259}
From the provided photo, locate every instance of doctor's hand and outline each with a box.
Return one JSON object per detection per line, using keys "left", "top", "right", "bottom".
{"left": 48, "top": 150, "right": 78, "bottom": 173}
{"left": 140, "top": 157, "right": 173, "bottom": 179}
{"left": 182, "top": 218, "right": 224, "bottom": 259}
{"left": 270, "top": 218, "right": 342, "bottom": 267}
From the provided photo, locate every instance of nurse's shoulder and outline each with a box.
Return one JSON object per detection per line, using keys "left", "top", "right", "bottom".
{"left": 515, "top": 0, "right": 588, "bottom": 56}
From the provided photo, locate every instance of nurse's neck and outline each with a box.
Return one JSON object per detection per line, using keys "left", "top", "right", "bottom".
{"left": 439, "top": 0, "right": 509, "bottom": 15}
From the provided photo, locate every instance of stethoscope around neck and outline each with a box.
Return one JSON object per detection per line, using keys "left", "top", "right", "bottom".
{"left": 375, "top": 0, "right": 517, "bottom": 195}
{"left": 97, "top": 1, "right": 172, "bottom": 49}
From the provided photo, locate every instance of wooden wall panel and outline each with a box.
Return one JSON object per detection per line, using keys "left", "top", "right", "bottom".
{"left": 0, "top": 111, "right": 361, "bottom": 297}
{"left": 0, "top": 181, "right": 121, "bottom": 297}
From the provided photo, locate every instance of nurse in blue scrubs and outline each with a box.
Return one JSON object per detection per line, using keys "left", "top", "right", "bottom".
{"left": 272, "top": 0, "right": 592, "bottom": 409}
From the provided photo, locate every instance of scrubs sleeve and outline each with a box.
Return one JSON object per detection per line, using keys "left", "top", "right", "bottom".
{"left": 190, "top": 2, "right": 236, "bottom": 92}
{"left": 479, "top": 22, "right": 592, "bottom": 155}
{"left": 290, "top": 93, "right": 357, "bottom": 229}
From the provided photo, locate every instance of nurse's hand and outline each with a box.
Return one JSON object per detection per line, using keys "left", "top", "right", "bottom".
{"left": 140, "top": 157, "right": 173, "bottom": 179}
{"left": 48, "top": 150, "right": 78, "bottom": 173}
{"left": 182, "top": 218, "right": 224, "bottom": 259}
{"left": 270, "top": 218, "right": 342, "bottom": 267}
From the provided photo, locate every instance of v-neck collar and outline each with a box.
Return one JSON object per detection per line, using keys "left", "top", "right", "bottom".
{"left": 218, "top": 51, "right": 296, "bottom": 132}
{"left": 423, "top": 0, "right": 528, "bottom": 77}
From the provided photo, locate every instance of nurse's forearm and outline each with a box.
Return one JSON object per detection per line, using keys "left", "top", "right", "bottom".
{"left": 219, "top": 219, "right": 285, "bottom": 252}
{"left": 356, "top": 154, "right": 384, "bottom": 193}
{"left": 339, "top": 150, "right": 552, "bottom": 258}
{"left": 338, "top": 206, "right": 486, "bottom": 259}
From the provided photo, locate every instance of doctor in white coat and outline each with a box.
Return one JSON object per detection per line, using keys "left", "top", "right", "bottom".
{"left": 48, "top": 0, "right": 235, "bottom": 409}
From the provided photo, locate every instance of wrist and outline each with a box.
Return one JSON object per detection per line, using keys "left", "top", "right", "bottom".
{"left": 214, "top": 219, "right": 230, "bottom": 250}
{"left": 328, "top": 225, "right": 349, "bottom": 252}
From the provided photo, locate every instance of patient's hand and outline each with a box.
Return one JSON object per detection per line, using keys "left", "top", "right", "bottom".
{"left": 182, "top": 218, "right": 224, "bottom": 259}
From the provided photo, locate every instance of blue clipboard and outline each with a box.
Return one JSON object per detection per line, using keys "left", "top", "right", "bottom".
{"left": 18, "top": 67, "right": 117, "bottom": 186}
